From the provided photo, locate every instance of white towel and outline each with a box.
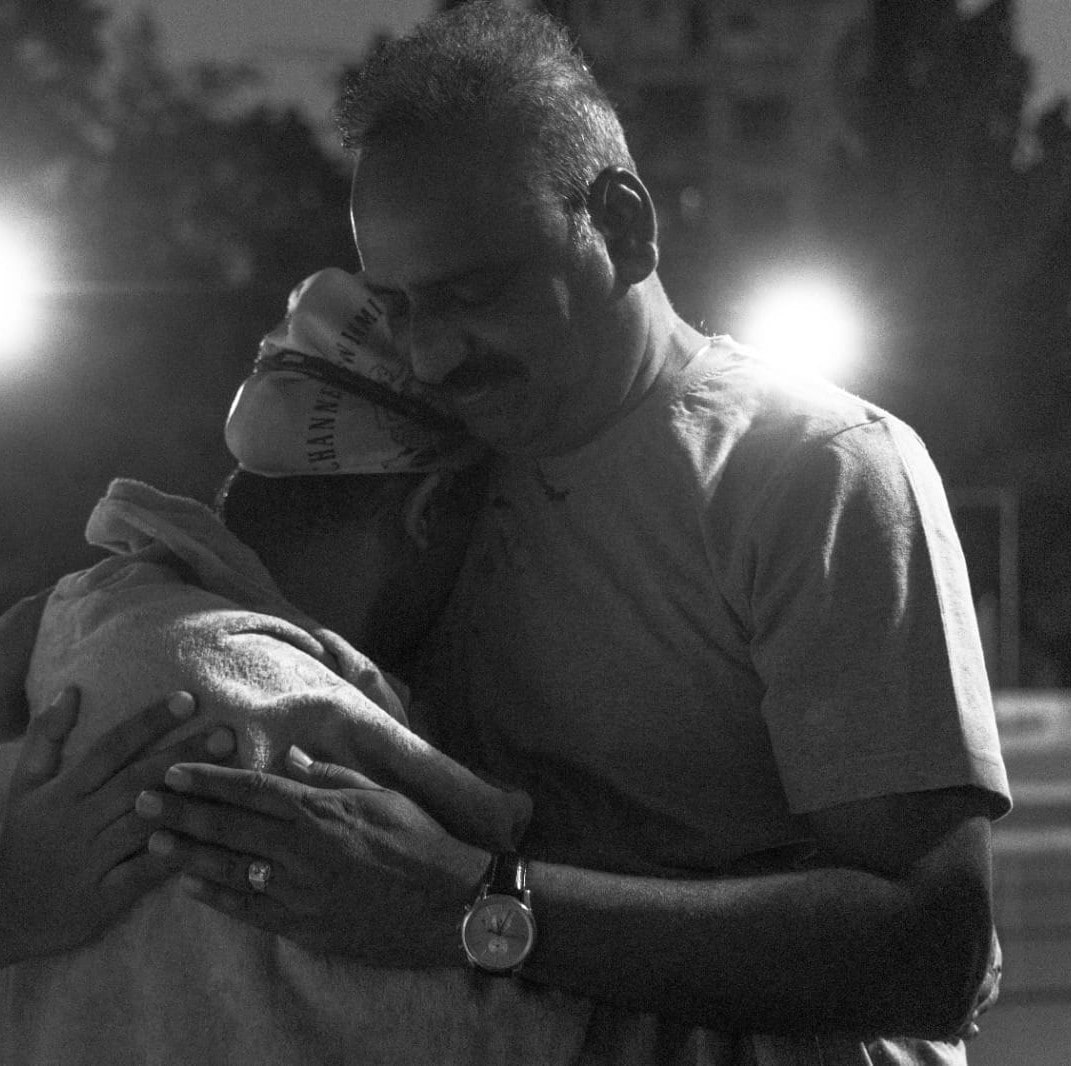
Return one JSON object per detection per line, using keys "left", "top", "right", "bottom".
{"left": 0, "top": 479, "right": 586, "bottom": 1066}
{"left": 225, "top": 269, "right": 477, "bottom": 476}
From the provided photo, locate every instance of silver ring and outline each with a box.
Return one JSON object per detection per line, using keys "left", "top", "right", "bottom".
{"left": 246, "top": 859, "right": 272, "bottom": 893}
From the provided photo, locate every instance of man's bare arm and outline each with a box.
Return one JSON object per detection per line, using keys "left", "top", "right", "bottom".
{"left": 147, "top": 751, "right": 993, "bottom": 1040}
{"left": 520, "top": 786, "right": 993, "bottom": 1038}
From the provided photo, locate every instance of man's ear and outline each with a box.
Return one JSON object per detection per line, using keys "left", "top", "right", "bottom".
{"left": 402, "top": 472, "right": 445, "bottom": 551}
{"left": 587, "top": 167, "right": 658, "bottom": 285}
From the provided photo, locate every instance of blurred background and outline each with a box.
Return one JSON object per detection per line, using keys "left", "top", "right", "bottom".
{"left": 2, "top": 0, "right": 1068, "bottom": 1060}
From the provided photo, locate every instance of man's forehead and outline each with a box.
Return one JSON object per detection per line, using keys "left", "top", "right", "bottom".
{"left": 350, "top": 144, "right": 567, "bottom": 288}
{"left": 351, "top": 137, "right": 545, "bottom": 216}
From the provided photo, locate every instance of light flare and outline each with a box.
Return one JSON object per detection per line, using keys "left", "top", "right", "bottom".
{"left": 0, "top": 221, "right": 49, "bottom": 363}
{"left": 739, "top": 278, "right": 862, "bottom": 383}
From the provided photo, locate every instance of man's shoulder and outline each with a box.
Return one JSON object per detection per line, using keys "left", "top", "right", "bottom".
{"left": 676, "top": 338, "right": 898, "bottom": 457}
{"left": 661, "top": 340, "right": 930, "bottom": 532}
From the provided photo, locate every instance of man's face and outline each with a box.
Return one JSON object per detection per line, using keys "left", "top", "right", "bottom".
{"left": 350, "top": 133, "right": 634, "bottom": 457}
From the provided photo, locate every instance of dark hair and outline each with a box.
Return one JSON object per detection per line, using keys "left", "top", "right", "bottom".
{"left": 335, "top": 1, "right": 635, "bottom": 214}
{"left": 215, "top": 468, "right": 421, "bottom": 564}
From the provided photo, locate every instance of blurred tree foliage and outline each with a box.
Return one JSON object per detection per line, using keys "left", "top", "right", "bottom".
{"left": 0, "top": 1, "right": 355, "bottom": 604}
{"left": 0, "top": 0, "right": 106, "bottom": 198}
{"left": 89, "top": 14, "right": 355, "bottom": 287}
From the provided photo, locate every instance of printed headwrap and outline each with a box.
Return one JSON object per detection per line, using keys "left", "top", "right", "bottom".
{"left": 225, "top": 268, "right": 474, "bottom": 475}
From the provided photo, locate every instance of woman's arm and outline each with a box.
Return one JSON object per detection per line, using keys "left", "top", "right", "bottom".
{"left": 0, "top": 591, "right": 50, "bottom": 741}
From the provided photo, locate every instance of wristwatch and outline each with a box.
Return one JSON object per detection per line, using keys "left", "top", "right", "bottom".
{"left": 461, "top": 852, "right": 537, "bottom": 975}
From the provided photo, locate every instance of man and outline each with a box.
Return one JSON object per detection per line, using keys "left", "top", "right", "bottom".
{"left": 3, "top": 4, "right": 1008, "bottom": 1063}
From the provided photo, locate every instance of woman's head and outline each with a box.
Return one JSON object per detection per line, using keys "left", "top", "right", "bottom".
{"left": 217, "top": 463, "right": 488, "bottom": 670}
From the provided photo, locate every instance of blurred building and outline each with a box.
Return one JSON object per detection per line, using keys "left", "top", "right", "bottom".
{"left": 542, "top": 0, "right": 873, "bottom": 323}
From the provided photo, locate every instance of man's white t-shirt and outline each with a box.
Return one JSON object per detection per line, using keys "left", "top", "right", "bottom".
{"left": 413, "top": 339, "right": 1010, "bottom": 1064}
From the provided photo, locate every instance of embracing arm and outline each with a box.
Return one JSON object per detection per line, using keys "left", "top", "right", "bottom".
{"left": 519, "top": 786, "right": 993, "bottom": 1037}
{"left": 143, "top": 752, "right": 994, "bottom": 1039}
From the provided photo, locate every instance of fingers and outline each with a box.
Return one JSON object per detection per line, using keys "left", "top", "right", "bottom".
{"left": 350, "top": 663, "right": 409, "bottom": 724}
{"left": 68, "top": 691, "right": 199, "bottom": 796}
{"left": 0, "top": 589, "right": 52, "bottom": 741}
{"left": 159, "top": 762, "right": 304, "bottom": 821}
{"left": 177, "top": 872, "right": 293, "bottom": 934}
{"left": 319, "top": 636, "right": 409, "bottom": 724}
{"left": 0, "top": 589, "right": 51, "bottom": 646}
{"left": 135, "top": 774, "right": 296, "bottom": 856}
{"left": 98, "top": 848, "right": 174, "bottom": 911}
{"left": 101, "top": 725, "right": 236, "bottom": 808}
{"left": 143, "top": 823, "right": 297, "bottom": 932}
{"left": 286, "top": 745, "right": 385, "bottom": 791}
{"left": 89, "top": 806, "right": 159, "bottom": 877}
{"left": 9, "top": 687, "right": 80, "bottom": 795}
{"left": 147, "top": 829, "right": 295, "bottom": 900}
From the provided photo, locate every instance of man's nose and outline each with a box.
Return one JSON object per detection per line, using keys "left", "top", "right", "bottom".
{"left": 404, "top": 306, "right": 467, "bottom": 384}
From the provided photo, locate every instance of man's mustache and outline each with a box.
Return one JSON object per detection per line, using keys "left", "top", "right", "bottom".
{"left": 439, "top": 355, "right": 528, "bottom": 393}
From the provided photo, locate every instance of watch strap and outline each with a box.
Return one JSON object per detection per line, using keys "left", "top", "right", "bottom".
{"left": 486, "top": 852, "right": 526, "bottom": 898}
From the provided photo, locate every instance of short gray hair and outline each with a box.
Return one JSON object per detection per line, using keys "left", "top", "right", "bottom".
{"left": 335, "top": 1, "right": 635, "bottom": 214}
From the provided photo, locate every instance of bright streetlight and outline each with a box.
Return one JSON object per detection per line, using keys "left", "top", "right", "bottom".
{"left": 0, "top": 219, "right": 49, "bottom": 363}
{"left": 738, "top": 277, "right": 862, "bottom": 383}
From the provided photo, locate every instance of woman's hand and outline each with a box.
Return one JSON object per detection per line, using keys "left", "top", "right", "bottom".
{"left": 136, "top": 749, "right": 491, "bottom": 967}
{"left": 0, "top": 689, "right": 236, "bottom": 966}
{"left": 0, "top": 591, "right": 51, "bottom": 741}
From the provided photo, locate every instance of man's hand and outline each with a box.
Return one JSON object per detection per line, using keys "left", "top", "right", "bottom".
{"left": 0, "top": 689, "right": 237, "bottom": 967}
{"left": 295, "top": 688, "right": 531, "bottom": 852}
{"left": 136, "top": 750, "right": 489, "bottom": 966}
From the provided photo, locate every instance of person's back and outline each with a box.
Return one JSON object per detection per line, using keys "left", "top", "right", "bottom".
{"left": 1, "top": 474, "right": 550, "bottom": 1066}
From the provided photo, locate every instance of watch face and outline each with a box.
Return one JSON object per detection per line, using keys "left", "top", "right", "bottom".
{"left": 462, "top": 894, "right": 537, "bottom": 972}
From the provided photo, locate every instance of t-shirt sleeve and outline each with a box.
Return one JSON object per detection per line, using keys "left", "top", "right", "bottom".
{"left": 742, "top": 416, "right": 1011, "bottom": 817}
